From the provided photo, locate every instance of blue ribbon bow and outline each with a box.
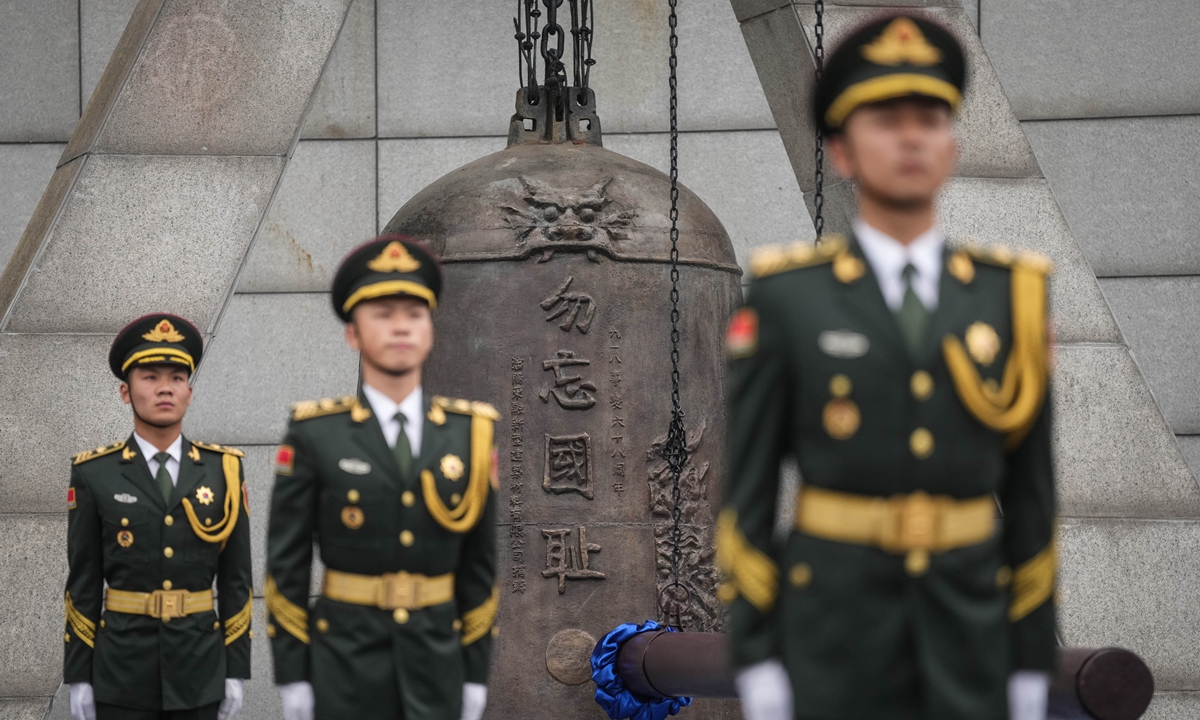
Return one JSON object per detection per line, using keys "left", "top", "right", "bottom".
{"left": 591, "top": 620, "right": 693, "bottom": 720}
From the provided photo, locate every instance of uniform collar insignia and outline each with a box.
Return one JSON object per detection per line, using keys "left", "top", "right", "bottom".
{"left": 121, "top": 446, "right": 137, "bottom": 461}
{"left": 142, "top": 318, "right": 186, "bottom": 343}
{"left": 862, "top": 17, "right": 942, "bottom": 67}
{"left": 187, "top": 445, "right": 201, "bottom": 462}
{"left": 367, "top": 241, "right": 421, "bottom": 273}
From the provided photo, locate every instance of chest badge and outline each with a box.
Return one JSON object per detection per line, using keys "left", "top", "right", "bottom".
{"left": 116, "top": 530, "right": 134, "bottom": 548}
{"left": 818, "top": 330, "right": 870, "bottom": 359}
{"left": 338, "top": 458, "right": 372, "bottom": 475}
{"left": 114, "top": 493, "right": 138, "bottom": 504}
{"left": 195, "top": 486, "right": 215, "bottom": 506}
{"left": 341, "top": 506, "right": 365, "bottom": 530}
{"left": 965, "top": 322, "right": 1001, "bottom": 366}
{"left": 823, "top": 399, "right": 861, "bottom": 440}
{"left": 441, "top": 454, "right": 465, "bottom": 481}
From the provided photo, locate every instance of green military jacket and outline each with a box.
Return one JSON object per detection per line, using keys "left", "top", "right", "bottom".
{"left": 63, "top": 435, "right": 253, "bottom": 711}
{"left": 719, "top": 236, "right": 1057, "bottom": 720}
{"left": 266, "top": 392, "right": 499, "bottom": 720}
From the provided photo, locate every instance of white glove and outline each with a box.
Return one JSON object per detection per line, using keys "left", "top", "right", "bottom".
{"left": 1008, "top": 671, "right": 1051, "bottom": 720}
{"left": 460, "top": 682, "right": 488, "bottom": 720}
{"left": 734, "top": 659, "right": 793, "bottom": 720}
{"left": 279, "top": 681, "right": 315, "bottom": 720}
{"left": 69, "top": 683, "right": 96, "bottom": 720}
{"left": 218, "top": 678, "right": 244, "bottom": 720}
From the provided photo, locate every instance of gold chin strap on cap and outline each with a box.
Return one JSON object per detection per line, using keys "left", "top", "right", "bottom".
{"left": 182, "top": 453, "right": 242, "bottom": 547}
{"left": 421, "top": 412, "right": 493, "bottom": 533}
{"left": 943, "top": 260, "right": 1050, "bottom": 448}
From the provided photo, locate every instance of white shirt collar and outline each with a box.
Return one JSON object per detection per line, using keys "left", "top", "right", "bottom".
{"left": 362, "top": 384, "right": 424, "bottom": 457}
{"left": 133, "top": 431, "right": 183, "bottom": 464}
{"left": 854, "top": 219, "right": 944, "bottom": 312}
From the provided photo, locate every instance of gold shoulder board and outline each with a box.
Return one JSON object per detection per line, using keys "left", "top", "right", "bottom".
{"left": 750, "top": 236, "right": 845, "bottom": 279}
{"left": 291, "top": 395, "right": 358, "bottom": 421}
{"left": 432, "top": 396, "right": 501, "bottom": 421}
{"left": 190, "top": 440, "right": 246, "bottom": 458}
{"left": 72, "top": 440, "right": 127, "bottom": 466}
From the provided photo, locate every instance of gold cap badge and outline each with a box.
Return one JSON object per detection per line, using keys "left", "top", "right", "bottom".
{"left": 965, "top": 322, "right": 1002, "bottom": 366}
{"left": 142, "top": 319, "right": 186, "bottom": 343}
{"left": 862, "top": 17, "right": 942, "bottom": 67}
{"left": 367, "top": 241, "right": 421, "bottom": 273}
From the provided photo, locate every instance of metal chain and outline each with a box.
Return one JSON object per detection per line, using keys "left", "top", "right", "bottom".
{"left": 812, "top": 0, "right": 826, "bottom": 243}
{"left": 661, "top": 0, "right": 691, "bottom": 630}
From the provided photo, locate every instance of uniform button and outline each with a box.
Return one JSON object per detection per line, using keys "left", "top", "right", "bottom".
{"left": 121, "top": 518, "right": 129, "bottom": 527}
{"left": 450, "top": 493, "right": 462, "bottom": 505}
{"left": 995, "top": 566, "right": 1013, "bottom": 587}
{"left": 347, "top": 489, "right": 360, "bottom": 503}
{"left": 214, "top": 621, "right": 221, "bottom": 630}
{"left": 162, "top": 580, "right": 173, "bottom": 590}
{"left": 65, "top": 633, "right": 71, "bottom": 643}
{"left": 267, "top": 624, "right": 277, "bottom": 638}
{"left": 789, "top": 563, "right": 813, "bottom": 588}
{"left": 399, "top": 530, "right": 415, "bottom": 547}
{"left": 99, "top": 620, "right": 105, "bottom": 628}
{"left": 393, "top": 608, "right": 410, "bottom": 624}
{"left": 829, "top": 374, "right": 852, "bottom": 398}
{"left": 248, "top": 630, "right": 254, "bottom": 639}
{"left": 909, "top": 429, "right": 934, "bottom": 459}
{"left": 910, "top": 371, "right": 934, "bottom": 401}
{"left": 402, "top": 491, "right": 415, "bottom": 507}
{"left": 163, "top": 547, "right": 174, "bottom": 558}
{"left": 316, "top": 619, "right": 330, "bottom": 633}
{"left": 164, "top": 516, "right": 174, "bottom": 526}
{"left": 452, "top": 619, "right": 463, "bottom": 632}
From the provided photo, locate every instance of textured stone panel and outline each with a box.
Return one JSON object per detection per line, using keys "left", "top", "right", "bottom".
{"left": 187, "top": 294, "right": 359, "bottom": 445}
{"left": 81, "top": 0, "right": 141, "bottom": 108}
{"left": 302, "top": 0, "right": 376, "bottom": 140}
{"left": 376, "top": 137, "right": 507, "bottom": 229}
{"left": 239, "top": 140, "right": 376, "bottom": 293}
{"left": 0, "top": 144, "right": 66, "bottom": 272}
{"left": 0, "top": 0, "right": 79, "bottom": 142}
{"left": 1144, "top": 693, "right": 1200, "bottom": 720}
{"left": 0, "top": 335, "right": 129, "bottom": 513}
{"left": 936, "top": 178, "right": 1120, "bottom": 345}
{"left": 980, "top": 0, "right": 1200, "bottom": 120}
{"left": 1179, "top": 437, "right": 1200, "bottom": 484}
{"left": 0, "top": 698, "right": 53, "bottom": 720}
{"left": 91, "top": 0, "right": 351, "bottom": 156}
{"left": 1053, "top": 345, "right": 1200, "bottom": 518}
{"left": 605, "top": 130, "right": 811, "bottom": 268}
{"left": 1059, "top": 519, "right": 1200, "bottom": 691}
{"left": 4, "top": 154, "right": 283, "bottom": 334}
{"left": 1023, "top": 116, "right": 1200, "bottom": 278}
{"left": 0, "top": 515, "right": 68, "bottom": 696}
{"left": 1100, "top": 277, "right": 1200, "bottom": 435}
{"left": 378, "top": 0, "right": 774, "bottom": 138}
{"left": 245, "top": 599, "right": 282, "bottom": 718}
{"left": 742, "top": 5, "right": 1038, "bottom": 189}
{"left": 45, "top": 682, "right": 69, "bottom": 720}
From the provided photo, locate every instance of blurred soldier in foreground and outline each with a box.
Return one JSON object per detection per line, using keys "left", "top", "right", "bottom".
{"left": 265, "top": 235, "right": 498, "bottom": 720}
{"left": 719, "top": 15, "right": 1057, "bottom": 720}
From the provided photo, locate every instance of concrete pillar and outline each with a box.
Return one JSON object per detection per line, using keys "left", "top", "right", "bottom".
{"left": 0, "top": 0, "right": 352, "bottom": 714}
{"left": 731, "top": 2, "right": 1200, "bottom": 717}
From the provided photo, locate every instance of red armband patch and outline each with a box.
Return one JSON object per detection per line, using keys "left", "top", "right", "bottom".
{"left": 726, "top": 307, "right": 758, "bottom": 359}
{"left": 242, "top": 483, "right": 251, "bottom": 515}
{"left": 67, "top": 487, "right": 77, "bottom": 510}
{"left": 276, "top": 445, "right": 295, "bottom": 476}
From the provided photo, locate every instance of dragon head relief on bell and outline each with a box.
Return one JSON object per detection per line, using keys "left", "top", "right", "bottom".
{"left": 501, "top": 176, "right": 636, "bottom": 263}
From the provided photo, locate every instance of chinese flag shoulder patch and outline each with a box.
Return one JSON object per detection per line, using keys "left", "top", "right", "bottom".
{"left": 67, "top": 487, "right": 77, "bottom": 510}
{"left": 726, "top": 307, "right": 759, "bottom": 359}
{"left": 242, "top": 483, "right": 251, "bottom": 516}
{"left": 276, "top": 445, "right": 295, "bottom": 476}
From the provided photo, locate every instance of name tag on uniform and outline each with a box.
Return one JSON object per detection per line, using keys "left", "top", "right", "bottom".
{"left": 338, "top": 458, "right": 371, "bottom": 475}
{"left": 114, "top": 493, "right": 138, "bottom": 504}
{"left": 818, "top": 330, "right": 870, "bottom": 359}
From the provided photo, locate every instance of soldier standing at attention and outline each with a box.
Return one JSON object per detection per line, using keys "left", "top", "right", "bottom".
{"left": 718, "top": 15, "right": 1056, "bottom": 720}
{"left": 265, "top": 235, "right": 499, "bottom": 720}
{"left": 64, "top": 315, "right": 252, "bottom": 720}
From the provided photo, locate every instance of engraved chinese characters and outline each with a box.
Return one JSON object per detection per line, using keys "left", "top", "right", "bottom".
{"left": 541, "top": 526, "right": 605, "bottom": 593}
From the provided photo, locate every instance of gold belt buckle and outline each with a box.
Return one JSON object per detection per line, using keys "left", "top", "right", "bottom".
{"left": 154, "top": 589, "right": 188, "bottom": 621}
{"left": 896, "top": 492, "right": 937, "bottom": 577}
{"left": 383, "top": 572, "right": 415, "bottom": 610}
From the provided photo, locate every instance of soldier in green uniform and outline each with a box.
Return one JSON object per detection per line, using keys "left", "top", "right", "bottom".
{"left": 64, "top": 314, "right": 252, "bottom": 720}
{"left": 718, "top": 15, "right": 1057, "bottom": 720}
{"left": 265, "top": 235, "right": 499, "bottom": 720}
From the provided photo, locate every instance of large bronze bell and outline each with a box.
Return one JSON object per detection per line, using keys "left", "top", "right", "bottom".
{"left": 383, "top": 83, "right": 741, "bottom": 718}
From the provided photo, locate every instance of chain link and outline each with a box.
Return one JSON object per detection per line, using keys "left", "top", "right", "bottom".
{"left": 812, "top": 0, "right": 826, "bottom": 244}
{"left": 661, "top": 0, "right": 691, "bottom": 630}
{"left": 514, "top": 0, "right": 595, "bottom": 102}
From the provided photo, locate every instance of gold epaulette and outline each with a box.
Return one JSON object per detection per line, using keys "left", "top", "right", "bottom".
{"left": 72, "top": 441, "right": 126, "bottom": 466}
{"left": 431, "top": 396, "right": 501, "bottom": 421}
{"left": 963, "top": 244, "right": 1054, "bottom": 275}
{"left": 291, "top": 395, "right": 359, "bottom": 421}
{"left": 749, "top": 236, "right": 846, "bottom": 279}
{"left": 190, "top": 440, "right": 246, "bottom": 458}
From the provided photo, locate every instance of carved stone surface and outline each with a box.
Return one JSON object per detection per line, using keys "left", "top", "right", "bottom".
{"left": 545, "top": 629, "right": 598, "bottom": 686}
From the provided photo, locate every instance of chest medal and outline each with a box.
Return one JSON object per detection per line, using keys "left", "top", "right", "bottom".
{"left": 441, "top": 454, "right": 465, "bottom": 481}
{"left": 341, "top": 506, "right": 365, "bottom": 530}
{"left": 116, "top": 530, "right": 134, "bottom": 548}
{"left": 823, "top": 399, "right": 861, "bottom": 440}
{"left": 965, "top": 322, "right": 1001, "bottom": 366}
{"left": 195, "top": 486, "right": 215, "bottom": 505}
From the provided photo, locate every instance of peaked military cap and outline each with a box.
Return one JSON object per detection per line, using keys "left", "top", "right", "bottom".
{"left": 331, "top": 234, "right": 442, "bottom": 322}
{"left": 813, "top": 14, "right": 967, "bottom": 133}
{"left": 108, "top": 314, "right": 203, "bottom": 379}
